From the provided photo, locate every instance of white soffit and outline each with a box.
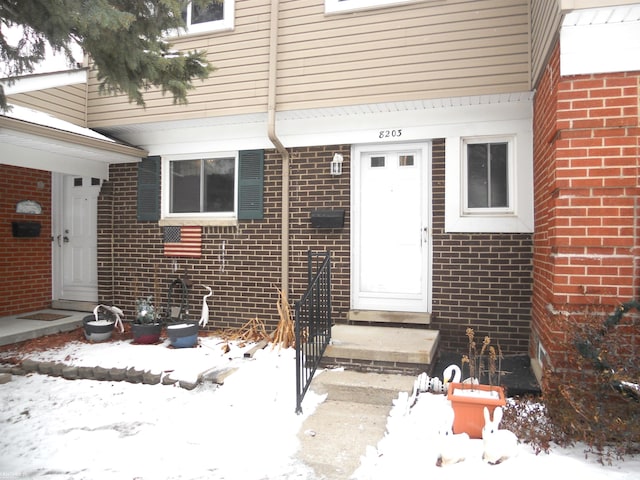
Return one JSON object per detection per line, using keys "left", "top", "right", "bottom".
{"left": 0, "top": 104, "right": 146, "bottom": 178}
{"left": 561, "top": 5, "right": 640, "bottom": 75}
{"left": 98, "top": 92, "right": 534, "bottom": 154}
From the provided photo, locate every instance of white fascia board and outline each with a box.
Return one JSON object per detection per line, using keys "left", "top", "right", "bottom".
{"left": 561, "top": 20, "right": 640, "bottom": 75}
{"left": 1, "top": 142, "right": 110, "bottom": 179}
{"left": 104, "top": 114, "right": 272, "bottom": 156}
{"left": 106, "top": 94, "right": 533, "bottom": 157}
{"left": 276, "top": 97, "right": 533, "bottom": 148}
{"left": 140, "top": 122, "right": 271, "bottom": 156}
{"left": 2, "top": 69, "right": 87, "bottom": 95}
{"left": 560, "top": 0, "right": 640, "bottom": 11}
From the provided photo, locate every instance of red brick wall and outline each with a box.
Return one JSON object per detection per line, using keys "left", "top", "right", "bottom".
{"left": 532, "top": 43, "right": 640, "bottom": 367}
{"left": 98, "top": 146, "right": 352, "bottom": 329}
{"left": 531, "top": 42, "right": 562, "bottom": 362}
{"left": 0, "top": 165, "right": 52, "bottom": 315}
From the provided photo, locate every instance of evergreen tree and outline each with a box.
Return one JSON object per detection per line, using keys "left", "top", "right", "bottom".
{"left": 0, "top": 0, "right": 214, "bottom": 111}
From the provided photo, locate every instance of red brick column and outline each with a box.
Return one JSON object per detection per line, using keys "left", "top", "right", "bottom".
{"left": 0, "top": 165, "right": 52, "bottom": 315}
{"left": 531, "top": 43, "right": 640, "bottom": 372}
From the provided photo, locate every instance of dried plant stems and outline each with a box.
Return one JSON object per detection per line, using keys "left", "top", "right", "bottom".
{"left": 201, "top": 287, "right": 297, "bottom": 350}
{"left": 272, "top": 287, "right": 296, "bottom": 349}
{"left": 213, "top": 316, "right": 270, "bottom": 348}
{"left": 462, "top": 327, "right": 503, "bottom": 386}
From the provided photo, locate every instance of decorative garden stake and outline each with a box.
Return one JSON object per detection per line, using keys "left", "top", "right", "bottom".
{"left": 198, "top": 285, "right": 212, "bottom": 327}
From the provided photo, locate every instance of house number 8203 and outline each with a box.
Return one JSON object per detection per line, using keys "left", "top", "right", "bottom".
{"left": 378, "top": 129, "right": 402, "bottom": 139}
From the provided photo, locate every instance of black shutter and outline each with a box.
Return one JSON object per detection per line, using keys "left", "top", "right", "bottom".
{"left": 137, "top": 156, "right": 161, "bottom": 221}
{"left": 238, "top": 149, "right": 264, "bottom": 220}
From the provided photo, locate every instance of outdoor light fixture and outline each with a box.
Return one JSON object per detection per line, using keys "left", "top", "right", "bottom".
{"left": 330, "top": 153, "right": 343, "bottom": 175}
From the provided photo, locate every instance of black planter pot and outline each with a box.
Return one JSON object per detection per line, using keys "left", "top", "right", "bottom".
{"left": 83, "top": 314, "right": 115, "bottom": 342}
{"left": 166, "top": 321, "right": 199, "bottom": 348}
{"left": 131, "top": 323, "right": 162, "bottom": 344}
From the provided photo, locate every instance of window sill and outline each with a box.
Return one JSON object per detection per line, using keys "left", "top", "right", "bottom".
{"left": 159, "top": 217, "right": 238, "bottom": 227}
{"left": 166, "top": 25, "right": 234, "bottom": 40}
{"left": 325, "top": 0, "right": 415, "bottom": 15}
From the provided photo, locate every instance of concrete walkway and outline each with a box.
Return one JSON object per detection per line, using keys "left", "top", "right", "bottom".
{"left": 297, "top": 369, "right": 415, "bottom": 480}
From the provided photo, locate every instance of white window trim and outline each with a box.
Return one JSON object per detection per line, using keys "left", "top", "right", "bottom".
{"left": 445, "top": 125, "right": 533, "bottom": 233}
{"left": 169, "top": 0, "right": 234, "bottom": 37}
{"left": 461, "top": 135, "right": 516, "bottom": 216}
{"left": 161, "top": 152, "right": 239, "bottom": 225}
{"left": 325, "top": 0, "right": 415, "bottom": 15}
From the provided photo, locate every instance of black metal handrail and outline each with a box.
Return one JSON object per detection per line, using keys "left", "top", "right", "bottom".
{"left": 295, "top": 250, "right": 332, "bottom": 414}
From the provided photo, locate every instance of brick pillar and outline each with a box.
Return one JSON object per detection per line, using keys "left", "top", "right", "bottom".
{"left": 531, "top": 43, "right": 640, "bottom": 374}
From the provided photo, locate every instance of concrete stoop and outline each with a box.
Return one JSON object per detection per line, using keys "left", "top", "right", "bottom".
{"left": 321, "top": 324, "right": 439, "bottom": 376}
{"left": 297, "top": 369, "right": 415, "bottom": 480}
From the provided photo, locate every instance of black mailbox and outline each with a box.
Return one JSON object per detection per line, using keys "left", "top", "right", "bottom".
{"left": 310, "top": 209, "right": 345, "bottom": 229}
{"left": 12, "top": 221, "right": 41, "bottom": 238}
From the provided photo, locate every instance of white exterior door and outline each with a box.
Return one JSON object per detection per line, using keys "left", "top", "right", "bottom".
{"left": 53, "top": 174, "right": 100, "bottom": 302}
{"left": 352, "top": 143, "right": 431, "bottom": 312}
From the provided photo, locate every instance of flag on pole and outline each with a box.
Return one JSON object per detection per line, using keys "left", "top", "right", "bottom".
{"left": 163, "top": 226, "right": 202, "bottom": 257}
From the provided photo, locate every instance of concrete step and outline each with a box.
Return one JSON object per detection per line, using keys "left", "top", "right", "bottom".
{"left": 310, "top": 369, "right": 415, "bottom": 406}
{"left": 297, "top": 369, "right": 416, "bottom": 480}
{"left": 51, "top": 300, "right": 95, "bottom": 312}
{"left": 321, "top": 324, "right": 439, "bottom": 375}
{"left": 347, "top": 309, "right": 431, "bottom": 326}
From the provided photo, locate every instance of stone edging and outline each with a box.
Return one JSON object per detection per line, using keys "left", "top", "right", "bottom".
{"left": 0, "top": 340, "right": 268, "bottom": 390}
{"left": 0, "top": 358, "right": 200, "bottom": 390}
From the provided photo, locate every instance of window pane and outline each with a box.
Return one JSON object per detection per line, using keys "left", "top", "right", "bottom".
{"left": 490, "top": 143, "right": 508, "bottom": 207}
{"left": 192, "top": 1, "right": 224, "bottom": 24}
{"left": 371, "top": 156, "right": 385, "bottom": 168}
{"left": 204, "top": 157, "right": 235, "bottom": 212}
{"left": 171, "top": 160, "right": 201, "bottom": 213}
{"left": 399, "top": 155, "right": 414, "bottom": 166}
{"left": 467, "top": 144, "right": 488, "bottom": 208}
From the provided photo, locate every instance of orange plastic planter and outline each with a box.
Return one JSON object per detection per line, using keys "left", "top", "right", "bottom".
{"left": 447, "top": 382, "right": 506, "bottom": 439}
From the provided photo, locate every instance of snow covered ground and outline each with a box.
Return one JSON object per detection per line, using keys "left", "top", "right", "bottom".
{"left": 1, "top": 337, "right": 639, "bottom": 479}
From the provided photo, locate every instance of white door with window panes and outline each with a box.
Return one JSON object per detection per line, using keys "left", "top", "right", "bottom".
{"left": 53, "top": 175, "right": 100, "bottom": 302}
{"left": 352, "top": 143, "right": 431, "bottom": 312}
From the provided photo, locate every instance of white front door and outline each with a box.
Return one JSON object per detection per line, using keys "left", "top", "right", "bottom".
{"left": 52, "top": 174, "right": 100, "bottom": 302}
{"left": 352, "top": 143, "right": 431, "bottom": 312}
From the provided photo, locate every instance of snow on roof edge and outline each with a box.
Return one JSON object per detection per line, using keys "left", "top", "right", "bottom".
{"left": 3, "top": 103, "right": 116, "bottom": 143}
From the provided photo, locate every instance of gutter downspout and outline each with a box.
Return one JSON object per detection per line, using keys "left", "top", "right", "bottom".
{"left": 267, "top": 0, "right": 290, "bottom": 297}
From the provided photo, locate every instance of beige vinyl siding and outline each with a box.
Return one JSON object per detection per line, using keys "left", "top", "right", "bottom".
{"left": 87, "top": 0, "right": 531, "bottom": 128}
{"left": 530, "top": 0, "right": 562, "bottom": 89}
{"left": 276, "top": 0, "right": 530, "bottom": 110}
{"left": 87, "top": 0, "right": 271, "bottom": 127}
{"left": 9, "top": 83, "right": 87, "bottom": 126}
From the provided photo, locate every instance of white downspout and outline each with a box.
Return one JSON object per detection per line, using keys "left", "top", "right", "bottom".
{"left": 267, "top": 0, "right": 290, "bottom": 297}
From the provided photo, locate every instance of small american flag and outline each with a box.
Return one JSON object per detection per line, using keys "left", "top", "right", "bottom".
{"left": 163, "top": 226, "right": 202, "bottom": 257}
